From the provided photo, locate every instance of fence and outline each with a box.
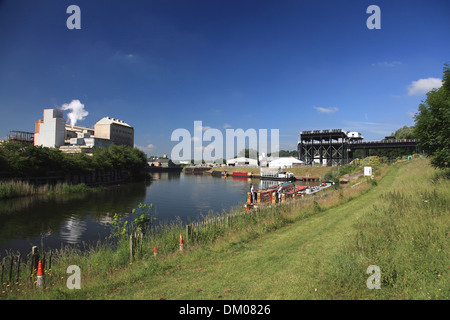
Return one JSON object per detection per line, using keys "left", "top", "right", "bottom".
{"left": 0, "top": 246, "right": 57, "bottom": 294}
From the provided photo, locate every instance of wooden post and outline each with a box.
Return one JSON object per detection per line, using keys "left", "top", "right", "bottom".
{"left": 48, "top": 251, "right": 52, "bottom": 271}
{"left": 31, "top": 246, "right": 39, "bottom": 277}
{"left": 129, "top": 234, "right": 134, "bottom": 262}
{"left": 16, "top": 254, "right": 21, "bottom": 283}
{"left": 186, "top": 225, "right": 190, "bottom": 245}
{"left": 1, "top": 257, "right": 5, "bottom": 284}
{"left": 139, "top": 232, "right": 143, "bottom": 256}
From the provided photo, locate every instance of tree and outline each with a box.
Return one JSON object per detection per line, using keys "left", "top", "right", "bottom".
{"left": 392, "top": 125, "right": 416, "bottom": 140}
{"left": 414, "top": 63, "right": 450, "bottom": 169}
{"left": 237, "top": 148, "right": 259, "bottom": 159}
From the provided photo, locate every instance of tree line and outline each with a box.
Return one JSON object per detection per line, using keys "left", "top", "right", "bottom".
{"left": 0, "top": 142, "right": 148, "bottom": 178}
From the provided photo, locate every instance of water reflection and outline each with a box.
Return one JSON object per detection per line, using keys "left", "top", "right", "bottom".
{"left": 59, "top": 216, "right": 87, "bottom": 244}
{"left": 0, "top": 182, "right": 147, "bottom": 254}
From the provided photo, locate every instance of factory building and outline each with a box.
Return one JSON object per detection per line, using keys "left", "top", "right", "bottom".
{"left": 65, "top": 124, "right": 94, "bottom": 144}
{"left": 34, "top": 109, "right": 66, "bottom": 148}
{"left": 34, "top": 109, "right": 134, "bottom": 152}
{"left": 94, "top": 117, "right": 134, "bottom": 147}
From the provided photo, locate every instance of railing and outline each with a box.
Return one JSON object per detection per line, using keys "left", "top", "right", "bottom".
{"left": 348, "top": 139, "right": 418, "bottom": 144}
{"left": 299, "top": 139, "right": 419, "bottom": 145}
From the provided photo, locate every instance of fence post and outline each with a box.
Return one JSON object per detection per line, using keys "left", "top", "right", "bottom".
{"left": 186, "top": 225, "right": 190, "bottom": 245}
{"left": 129, "top": 234, "right": 134, "bottom": 262}
{"left": 1, "top": 257, "right": 5, "bottom": 284}
{"left": 48, "top": 251, "right": 52, "bottom": 271}
{"left": 30, "top": 246, "right": 39, "bottom": 279}
{"left": 16, "top": 254, "right": 21, "bottom": 283}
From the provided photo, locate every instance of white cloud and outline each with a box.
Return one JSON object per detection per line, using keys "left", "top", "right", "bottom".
{"left": 223, "top": 123, "right": 232, "bottom": 129}
{"left": 135, "top": 143, "right": 156, "bottom": 153}
{"left": 407, "top": 77, "right": 442, "bottom": 95}
{"left": 194, "top": 123, "right": 211, "bottom": 132}
{"left": 312, "top": 106, "right": 339, "bottom": 114}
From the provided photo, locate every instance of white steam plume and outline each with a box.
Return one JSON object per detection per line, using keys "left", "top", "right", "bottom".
{"left": 61, "top": 100, "right": 88, "bottom": 128}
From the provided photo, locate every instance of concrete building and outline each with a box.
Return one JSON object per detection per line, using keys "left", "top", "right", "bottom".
{"left": 94, "top": 117, "right": 134, "bottom": 147}
{"left": 65, "top": 124, "right": 94, "bottom": 144}
{"left": 60, "top": 131, "right": 113, "bottom": 153}
{"left": 34, "top": 109, "right": 66, "bottom": 148}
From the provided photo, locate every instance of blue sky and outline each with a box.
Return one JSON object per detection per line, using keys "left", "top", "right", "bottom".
{"left": 0, "top": 0, "right": 448, "bottom": 157}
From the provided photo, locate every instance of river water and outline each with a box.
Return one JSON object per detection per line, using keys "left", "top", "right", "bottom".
{"left": 0, "top": 172, "right": 319, "bottom": 255}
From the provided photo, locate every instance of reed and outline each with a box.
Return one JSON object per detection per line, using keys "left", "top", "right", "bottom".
{"left": 0, "top": 180, "right": 103, "bottom": 200}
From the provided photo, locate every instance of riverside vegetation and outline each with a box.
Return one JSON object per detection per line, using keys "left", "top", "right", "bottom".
{"left": 0, "top": 180, "right": 104, "bottom": 200}
{"left": 0, "top": 141, "right": 148, "bottom": 200}
{"left": 1, "top": 157, "right": 448, "bottom": 300}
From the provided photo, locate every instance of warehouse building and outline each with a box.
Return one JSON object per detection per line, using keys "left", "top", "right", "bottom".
{"left": 268, "top": 157, "right": 303, "bottom": 169}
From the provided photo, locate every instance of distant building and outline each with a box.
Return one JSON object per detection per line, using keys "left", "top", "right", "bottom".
{"left": 148, "top": 158, "right": 170, "bottom": 167}
{"left": 268, "top": 157, "right": 303, "bottom": 169}
{"left": 65, "top": 124, "right": 94, "bottom": 144}
{"left": 94, "top": 117, "right": 134, "bottom": 147}
{"left": 34, "top": 109, "right": 66, "bottom": 148}
{"left": 60, "top": 131, "right": 113, "bottom": 154}
{"left": 258, "top": 153, "right": 277, "bottom": 167}
{"left": 226, "top": 157, "right": 258, "bottom": 167}
{"left": 7, "top": 130, "right": 34, "bottom": 144}
{"left": 34, "top": 109, "right": 134, "bottom": 152}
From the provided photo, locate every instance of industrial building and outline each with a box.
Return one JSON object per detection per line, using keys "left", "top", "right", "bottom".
{"left": 6, "top": 130, "right": 35, "bottom": 144}
{"left": 64, "top": 124, "right": 94, "bottom": 144}
{"left": 34, "top": 108, "right": 134, "bottom": 153}
{"left": 94, "top": 117, "right": 134, "bottom": 147}
{"left": 34, "top": 109, "right": 66, "bottom": 148}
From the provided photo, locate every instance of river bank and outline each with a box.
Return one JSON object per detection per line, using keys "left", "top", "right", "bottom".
{"left": 2, "top": 158, "right": 448, "bottom": 300}
{"left": 0, "top": 180, "right": 105, "bottom": 200}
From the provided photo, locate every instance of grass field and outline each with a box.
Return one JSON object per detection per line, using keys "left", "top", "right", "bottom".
{"left": 2, "top": 158, "right": 448, "bottom": 300}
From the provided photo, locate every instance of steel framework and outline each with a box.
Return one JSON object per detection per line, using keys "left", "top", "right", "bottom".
{"left": 7, "top": 130, "right": 34, "bottom": 144}
{"left": 298, "top": 129, "right": 419, "bottom": 166}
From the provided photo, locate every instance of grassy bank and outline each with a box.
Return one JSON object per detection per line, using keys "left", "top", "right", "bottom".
{"left": 2, "top": 158, "right": 448, "bottom": 300}
{"left": 0, "top": 180, "right": 104, "bottom": 200}
{"left": 322, "top": 159, "right": 449, "bottom": 299}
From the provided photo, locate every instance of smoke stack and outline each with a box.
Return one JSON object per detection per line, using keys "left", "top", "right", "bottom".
{"left": 61, "top": 99, "right": 88, "bottom": 128}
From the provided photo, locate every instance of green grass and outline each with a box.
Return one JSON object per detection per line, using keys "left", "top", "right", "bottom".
{"left": 2, "top": 158, "right": 448, "bottom": 300}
